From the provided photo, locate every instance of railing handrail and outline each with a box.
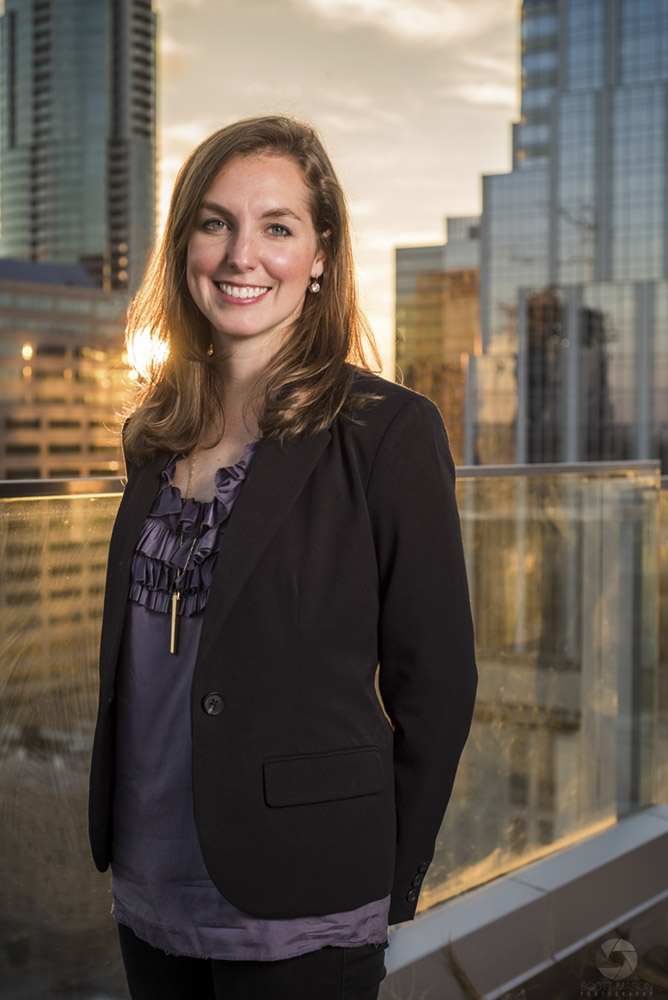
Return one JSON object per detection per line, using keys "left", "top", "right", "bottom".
{"left": 457, "top": 460, "right": 660, "bottom": 478}
{"left": 0, "top": 476, "right": 124, "bottom": 498}
{"left": 0, "top": 461, "right": 661, "bottom": 498}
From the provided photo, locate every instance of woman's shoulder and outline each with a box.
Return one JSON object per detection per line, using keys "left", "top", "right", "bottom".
{"left": 342, "top": 368, "right": 454, "bottom": 489}
{"left": 347, "top": 366, "right": 444, "bottom": 430}
{"left": 335, "top": 367, "right": 450, "bottom": 478}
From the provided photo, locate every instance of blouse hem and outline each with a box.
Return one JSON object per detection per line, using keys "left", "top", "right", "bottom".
{"left": 112, "top": 909, "right": 389, "bottom": 963}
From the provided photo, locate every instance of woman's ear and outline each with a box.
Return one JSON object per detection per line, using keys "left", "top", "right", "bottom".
{"left": 313, "top": 229, "right": 331, "bottom": 278}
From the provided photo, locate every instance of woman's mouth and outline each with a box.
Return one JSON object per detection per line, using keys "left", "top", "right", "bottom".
{"left": 215, "top": 282, "right": 270, "bottom": 301}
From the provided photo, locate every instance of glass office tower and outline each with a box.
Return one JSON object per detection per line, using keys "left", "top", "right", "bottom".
{"left": 468, "top": 0, "right": 668, "bottom": 467}
{"left": 0, "top": 0, "right": 156, "bottom": 293}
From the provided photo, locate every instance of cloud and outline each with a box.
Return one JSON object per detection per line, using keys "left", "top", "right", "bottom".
{"left": 319, "top": 90, "right": 403, "bottom": 128}
{"left": 301, "top": 0, "right": 468, "bottom": 44}
{"left": 462, "top": 51, "right": 518, "bottom": 78}
{"left": 297, "top": 0, "right": 515, "bottom": 48}
{"left": 161, "top": 120, "right": 211, "bottom": 146}
{"left": 452, "top": 82, "right": 518, "bottom": 108}
{"left": 159, "top": 33, "right": 193, "bottom": 56}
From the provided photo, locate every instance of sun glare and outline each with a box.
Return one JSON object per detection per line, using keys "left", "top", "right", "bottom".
{"left": 127, "top": 328, "right": 170, "bottom": 381}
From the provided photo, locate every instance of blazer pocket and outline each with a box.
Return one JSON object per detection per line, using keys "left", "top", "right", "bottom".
{"left": 263, "top": 746, "right": 383, "bottom": 808}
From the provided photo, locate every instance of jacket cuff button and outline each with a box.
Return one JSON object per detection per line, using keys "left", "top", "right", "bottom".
{"left": 406, "top": 888, "right": 419, "bottom": 903}
{"left": 411, "top": 873, "right": 424, "bottom": 887}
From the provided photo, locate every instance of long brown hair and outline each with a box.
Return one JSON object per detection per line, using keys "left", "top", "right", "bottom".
{"left": 124, "top": 115, "right": 380, "bottom": 463}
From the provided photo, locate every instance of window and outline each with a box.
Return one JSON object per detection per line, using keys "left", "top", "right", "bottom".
{"left": 5, "top": 418, "right": 41, "bottom": 430}
{"left": 6, "top": 444, "right": 40, "bottom": 455}
{"left": 48, "top": 444, "right": 81, "bottom": 454}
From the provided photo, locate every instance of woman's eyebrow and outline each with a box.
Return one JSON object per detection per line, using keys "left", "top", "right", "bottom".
{"left": 199, "top": 200, "right": 230, "bottom": 215}
{"left": 198, "top": 200, "right": 303, "bottom": 222}
{"left": 261, "top": 208, "right": 303, "bottom": 221}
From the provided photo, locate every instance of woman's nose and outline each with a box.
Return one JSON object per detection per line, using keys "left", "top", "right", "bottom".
{"left": 226, "top": 230, "right": 257, "bottom": 272}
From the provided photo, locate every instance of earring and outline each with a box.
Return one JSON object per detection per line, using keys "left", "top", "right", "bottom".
{"left": 206, "top": 342, "right": 214, "bottom": 356}
{"left": 309, "top": 276, "right": 321, "bottom": 294}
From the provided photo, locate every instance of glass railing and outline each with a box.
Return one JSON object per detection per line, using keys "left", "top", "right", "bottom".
{"left": 658, "top": 477, "right": 668, "bottom": 803}
{"left": 0, "top": 463, "right": 664, "bottom": 998}
{"left": 421, "top": 461, "right": 662, "bottom": 909}
{"left": 1, "top": 478, "right": 125, "bottom": 1000}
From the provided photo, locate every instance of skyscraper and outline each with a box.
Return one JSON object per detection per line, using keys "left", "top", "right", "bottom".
{"left": 395, "top": 217, "right": 481, "bottom": 464}
{"left": 0, "top": 0, "right": 156, "bottom": 293}
{"left": 466, "top": 0, "right": 668, "bottom": 466}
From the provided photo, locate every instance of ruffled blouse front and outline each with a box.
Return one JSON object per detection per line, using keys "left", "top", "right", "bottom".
{"left": 128, "top": 443, "right": 257, "bottom": 617}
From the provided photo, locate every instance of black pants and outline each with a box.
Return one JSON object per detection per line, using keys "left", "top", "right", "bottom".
{"left": 118, "top": 923, "right": 387, "bottom": 1000}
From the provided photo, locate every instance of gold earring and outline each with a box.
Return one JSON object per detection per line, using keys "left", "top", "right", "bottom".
{"left": 206, "top": 342, "right": 214, "bottom": 356}
{"left": 309, "top": 276, "right": 321, "bottom": 294}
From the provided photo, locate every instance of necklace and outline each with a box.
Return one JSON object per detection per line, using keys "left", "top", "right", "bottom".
{"left": 170, "top": 447, "right": 198, "bottom": 655}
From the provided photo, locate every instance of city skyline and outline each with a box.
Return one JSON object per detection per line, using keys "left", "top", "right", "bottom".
{"left": 153, "top": 0, "right": 519, "bottom": 370}
{"left": 396, "top": 0, "right": 668, "bottom": 471}
{"left": 472, "top": 0, "right": 668, "bottom": 468}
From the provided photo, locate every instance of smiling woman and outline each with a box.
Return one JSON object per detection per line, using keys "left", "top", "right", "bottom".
{"left": 88, "top": 115, "right": 477, "bottom": 1000}
{"left": 186, "top": 154, "right": 325, "bottom": 352}
{"left": 123, "top": 116, "right": 378, "bottom": 460}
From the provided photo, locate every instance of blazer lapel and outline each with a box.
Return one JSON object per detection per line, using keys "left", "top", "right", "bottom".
{"left": 198, "top": 428, "right": 331, "bottom": 660}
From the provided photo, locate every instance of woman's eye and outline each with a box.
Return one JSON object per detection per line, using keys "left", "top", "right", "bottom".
{"left": 268, "top": 224, "right": 292, "bottom": 237}
{"left": 202, "top": 218, "right": 227, "bottom": 232}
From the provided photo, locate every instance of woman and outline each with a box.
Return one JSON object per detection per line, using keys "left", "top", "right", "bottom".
{"left": 89, "top": 115, "right": 477, "bottom": 1000}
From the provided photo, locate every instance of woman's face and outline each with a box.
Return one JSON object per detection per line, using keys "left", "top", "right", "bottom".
{"left": 186, "top": 152, "right": 326, "bottom": 356}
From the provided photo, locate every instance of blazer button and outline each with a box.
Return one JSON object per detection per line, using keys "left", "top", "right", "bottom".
{"left": 418, "top": 861, "right": 430, "bottom": 873}
{"left": 406, "top": 888, "right": 420, "bottom": 903}
{"left": 202, "top": 692, "right": 224, "bottom": 716}
{"left": 412, "top": 873, "right": 424, "bottom": 887}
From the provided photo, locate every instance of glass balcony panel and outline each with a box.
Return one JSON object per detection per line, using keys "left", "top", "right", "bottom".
{"left": 1, "top": 486, "right": 127, "bottom": 998}
{"left": 0, "top": 465, "right": 663, "bottom": 992}
{"left": 419, "top": 465, "right": 661, "bottom": 910}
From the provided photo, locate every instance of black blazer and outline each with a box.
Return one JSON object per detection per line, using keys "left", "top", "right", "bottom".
{"left": 88, "top": 371, "right": 477, "bottom": 925}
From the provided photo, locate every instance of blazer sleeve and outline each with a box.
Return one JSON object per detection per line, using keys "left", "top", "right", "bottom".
{"left": 365, "top": 393, "right": 477, "bottom": 924}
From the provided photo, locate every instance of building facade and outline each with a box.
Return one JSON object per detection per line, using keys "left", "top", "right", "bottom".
{"left": 0, "top": 0, "right": 156, "bottom": 293}
{"left": 0, "top": 259, "right": 132, "bottom": 480}
{"left": 465, "top": 0, "right": 668, "bottom": 467}
{"left": 395, "top": 218, "right": 480, "bottom": 464}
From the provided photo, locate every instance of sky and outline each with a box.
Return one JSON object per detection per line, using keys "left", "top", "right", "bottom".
{"left": 155, "top": 0, "right": 520, "bottom": 371}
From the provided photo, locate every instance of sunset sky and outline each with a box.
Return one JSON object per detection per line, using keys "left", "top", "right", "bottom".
{"left": 155, "top": 0, "right": 520, "bottom": 369}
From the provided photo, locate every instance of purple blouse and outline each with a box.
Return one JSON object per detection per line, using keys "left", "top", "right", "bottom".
{"left": 111, "top": 447, "right": 390, "bottom": 961}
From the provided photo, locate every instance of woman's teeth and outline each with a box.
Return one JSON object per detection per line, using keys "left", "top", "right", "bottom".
{"left": 216, "top": 283, "right": 268, "bottom": 299}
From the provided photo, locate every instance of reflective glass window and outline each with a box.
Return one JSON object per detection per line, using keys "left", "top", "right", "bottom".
{"left": 620, "top": 0, "right": 668, "bottom": 84}
{"left": 556, "top": 92, "right": 596, "bottom": 283}
{"left": 611, "top": 86, "right": 664, "bottom": 281}
{"left": 522, "top": 12, "right": 558, "bottom": 41}
{"left": 566, "top": 0, "right": 603, "bottom": 90}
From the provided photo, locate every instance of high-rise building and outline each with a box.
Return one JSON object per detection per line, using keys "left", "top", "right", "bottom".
{"left": 0, "top": 0, "right": 156, "bottom": 293}
{"left": 0, "top": 259, "right": 131, "bottom": 480}
{"left": 395, "top": 217, "right": 481, "bottom": 464}
{"left": 465, "top": 0, "right": 668, "bottom": 467}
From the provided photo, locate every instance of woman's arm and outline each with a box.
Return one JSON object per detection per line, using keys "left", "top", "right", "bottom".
{"left": 365, "top": 392, "right": 477, "bottom": 924}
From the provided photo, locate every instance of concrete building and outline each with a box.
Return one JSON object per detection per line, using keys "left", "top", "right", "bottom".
{"left": 0, "top": 259, "right": 131, "bottom": 480}
{"left": 0, "top": 0, "right": 156, "bottom": 292}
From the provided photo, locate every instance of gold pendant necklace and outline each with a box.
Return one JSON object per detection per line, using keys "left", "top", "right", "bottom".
{"left": 170, "top": 448, "right": 198, "bottom": 655}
